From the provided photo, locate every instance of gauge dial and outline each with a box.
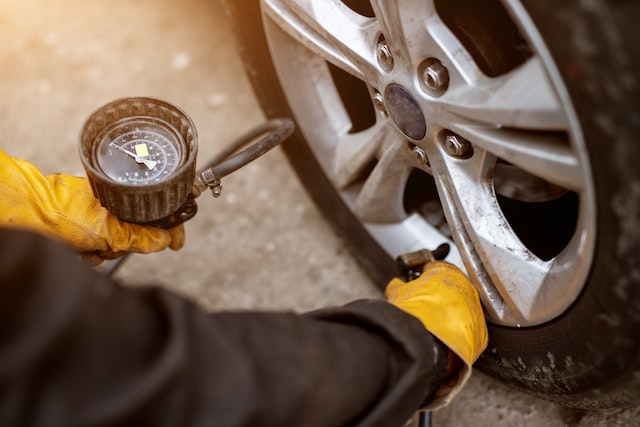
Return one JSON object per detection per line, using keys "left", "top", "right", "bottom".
{"left": 80, "top": 97, "right": 198, "bottom": 223}
{"left": 95, "top": 118, "right": 185, "bottom": 185}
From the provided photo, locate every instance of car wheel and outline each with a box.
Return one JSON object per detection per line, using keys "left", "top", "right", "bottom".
{"left": 225, "top": 0, "right": 640, "bottom": 408}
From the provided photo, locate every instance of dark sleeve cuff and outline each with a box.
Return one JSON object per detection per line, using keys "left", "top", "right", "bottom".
{"left": 306, "top": 299, "right": 449, "bottom": 426}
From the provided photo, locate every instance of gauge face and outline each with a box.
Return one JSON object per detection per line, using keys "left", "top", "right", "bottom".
{"left": 95, "top": 118, "right": 185, "bottom": 185}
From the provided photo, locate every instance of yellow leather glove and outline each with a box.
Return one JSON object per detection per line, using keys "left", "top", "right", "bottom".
{"left": 385, "top": 261, "right": 488, "bottom": 408}
{"left": 0, "top": 149, "right": 185, "bottom": 261}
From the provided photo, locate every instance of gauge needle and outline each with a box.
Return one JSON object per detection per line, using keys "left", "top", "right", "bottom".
{"left": 110, "top": 143, "right": 157, "bottom": 170}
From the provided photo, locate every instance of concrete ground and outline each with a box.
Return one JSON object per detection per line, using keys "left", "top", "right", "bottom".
{"left": 1, "top": 0, "right": 637, "bottom": 425}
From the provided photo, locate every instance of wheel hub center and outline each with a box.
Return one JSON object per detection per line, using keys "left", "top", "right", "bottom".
{"left": 384, "top": 84, "right": 426, "bottom": 140}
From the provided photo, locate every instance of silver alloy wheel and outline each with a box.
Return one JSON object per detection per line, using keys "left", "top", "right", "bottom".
{"left": 259, "top": 0, "right": 596, "bottom": 327}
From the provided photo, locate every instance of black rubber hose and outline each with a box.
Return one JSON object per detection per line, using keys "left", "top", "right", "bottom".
{"left": 200, "top": 118, "right": 294, "bottom": 180}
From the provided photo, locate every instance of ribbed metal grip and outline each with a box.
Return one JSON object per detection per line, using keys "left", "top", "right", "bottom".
{"left": 79, "top": 97, "right": 198, "bottom": 224}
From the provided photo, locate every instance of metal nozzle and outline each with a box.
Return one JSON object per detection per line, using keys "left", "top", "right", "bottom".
{"left": 396, "top": 243, "right": 451, "bottom": 280}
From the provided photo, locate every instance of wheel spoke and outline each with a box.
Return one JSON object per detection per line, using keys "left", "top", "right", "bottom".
{"left": 370, "top": 0, "right": 439, "bottom": 33}
{"left": 333, "top": 121, "right": 392, "bottom": 189}
{"left": 369, "top": 0, "right": 433, "bottom": 64}
{"left": 431, "top": 148, "right": 551, "bottom": 322}
{"left": 440, "top": 58, "right": 569, "bottom": 130}
{"left": 263, "top": 0, "right": 380, "bottom": 80}
{"left": 354, "top": 140, "right": 412, "bottom": 223}
{"left": 446, "top": 121, "right": 582, "bottom": 191}
{"left": 368, "top": 0, "right": 405, "bottom": 42}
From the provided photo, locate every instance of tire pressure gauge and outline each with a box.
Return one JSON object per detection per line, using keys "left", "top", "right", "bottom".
{"left": 79, "top": 97, "right": 293, "bottom": 227}
{"left": 79, "top": 97, "right": 197, "bottom": 225}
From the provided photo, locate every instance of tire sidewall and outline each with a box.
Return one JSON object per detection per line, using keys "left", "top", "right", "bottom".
{"left": 477, "top": 0, "right": 640, "bottom": 408}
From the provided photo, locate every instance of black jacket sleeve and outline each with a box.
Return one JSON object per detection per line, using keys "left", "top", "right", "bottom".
{"left": 0, "top": 228, "right": 447, "bottom": 427}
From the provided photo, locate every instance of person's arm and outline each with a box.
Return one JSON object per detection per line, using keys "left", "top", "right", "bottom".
{"left": 0, "top": 227, "right": 448, "bottom": 427}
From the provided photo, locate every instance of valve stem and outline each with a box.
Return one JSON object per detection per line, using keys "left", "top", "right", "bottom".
{"left": 396, "top": 243, "right": 451, "bottom": 280}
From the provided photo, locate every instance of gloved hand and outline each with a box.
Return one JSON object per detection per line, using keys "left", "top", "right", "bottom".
{"left": 385, "top": 260, "right": 488, "bottom": 408}
{"left": 0, "top": 149, "right": 185, "bottom": 261}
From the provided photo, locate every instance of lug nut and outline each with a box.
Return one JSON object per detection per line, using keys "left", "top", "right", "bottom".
{"left": 376, "top": 39, "right": 394, "bottom": 72}
{"left": 372, "top": 92, "right": 386, "bottom": 114}
{"left": 412, "top": 146, "right": 429, "bottom": 166}
{"left": 444, "top": 134, "right": 473, "bottom": 159}
{"left": 422, "top": 60, "right": 449, "bottom": 91}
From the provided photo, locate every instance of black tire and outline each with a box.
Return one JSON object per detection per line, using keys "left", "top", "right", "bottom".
{"left": 225, "top": 0, "right": 640, "bottom": 409}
